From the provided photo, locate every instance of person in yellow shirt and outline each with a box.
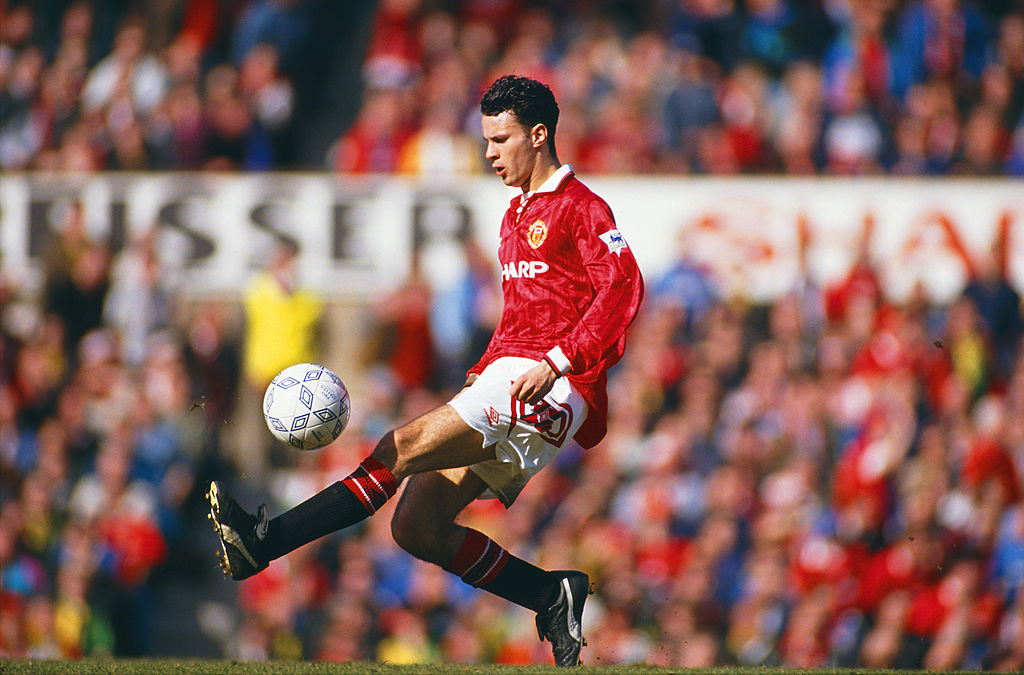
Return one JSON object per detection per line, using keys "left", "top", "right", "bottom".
{"left": 238, "top": 237, "right": 323, "bottom": 473}
{"left": 243, "top": 237, "right": 323, "bottom": 386}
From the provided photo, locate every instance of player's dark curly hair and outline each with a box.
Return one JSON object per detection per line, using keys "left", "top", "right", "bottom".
{"left": 480, "top": 75, "right": 559, "bottom": 154}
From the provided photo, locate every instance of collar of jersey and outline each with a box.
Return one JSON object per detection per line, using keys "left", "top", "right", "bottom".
{"left": 507, "top": 164, "right": 574, "bottom": 203}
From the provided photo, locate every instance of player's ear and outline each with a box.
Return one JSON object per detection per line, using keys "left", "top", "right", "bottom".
{"left": 530, "top": 123, "right": 548, "bottom": 150}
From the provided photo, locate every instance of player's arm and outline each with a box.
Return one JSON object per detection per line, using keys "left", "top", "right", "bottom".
{"left": 554, "top": 201, "right": 644, "bottom": 375}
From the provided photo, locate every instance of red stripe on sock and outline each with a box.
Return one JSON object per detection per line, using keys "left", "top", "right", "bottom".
{"left": 341, "top": 470, "right": 374, "bottom": 512}
{"left": 361, "top": 456, "right": 398, "bottom": 498}
{"left": 445, "top": 529, "right": 489, "bottom": 577}
{"left": 341, "top": 457, "right": 398, "bottom": 514}
{"left": 474, "top": 546, "right": 509, "bottom": 586}
{"left": 445, "top": 529, "right": 510, "bottom": 587}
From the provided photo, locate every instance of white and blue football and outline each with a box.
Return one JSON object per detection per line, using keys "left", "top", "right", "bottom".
{"left": 263, "top": 363, "right": 350, "bottom": 450}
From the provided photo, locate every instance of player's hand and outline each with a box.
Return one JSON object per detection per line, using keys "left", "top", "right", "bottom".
{"left": 510, "top": 362, "right": 557, "bottom": 405}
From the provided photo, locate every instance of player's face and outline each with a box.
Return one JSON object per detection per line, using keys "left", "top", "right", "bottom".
{"left": 482, "top": 111, "right": 540, "bottom": 191}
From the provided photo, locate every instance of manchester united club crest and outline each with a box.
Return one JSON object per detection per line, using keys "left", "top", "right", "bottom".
{"left": 527, "top": 220, "right": 548, "bottom": 249}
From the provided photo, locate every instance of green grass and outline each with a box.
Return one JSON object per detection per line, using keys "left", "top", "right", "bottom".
{"left": 0, "top": 661, "right": 994, "bottom": 675}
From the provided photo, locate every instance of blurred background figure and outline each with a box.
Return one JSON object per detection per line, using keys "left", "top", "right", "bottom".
{"left": 239, "top": 237, "right": 323, "bottom": 476}
{"left": 102, "top": 227, "right": 172, "bottom": 368}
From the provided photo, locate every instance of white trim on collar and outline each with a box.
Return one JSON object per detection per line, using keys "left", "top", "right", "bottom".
{"left": 507, "top": 164, "right": 574, "bottom": 200}
{"left": 534, "top": 164, "right": 573, "bottom": 194}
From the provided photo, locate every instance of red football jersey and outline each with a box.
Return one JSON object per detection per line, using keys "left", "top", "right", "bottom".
{"left": 469, "top": 166, "right": 644, "bottom": 448}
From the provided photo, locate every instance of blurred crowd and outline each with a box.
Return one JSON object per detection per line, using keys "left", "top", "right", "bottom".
{"left": 1, "top": 0, "right": 312, "bottom": 171}
{"left": 341, "top": 0, "right": 1024, "bottom": 176}
{"left": 1, "top": 199, "right": 243, "bottom": 656}
{"left": 2, "top": 0, "right": 1024, "bottom": 174}
{"left": 3, "top": 192, "right": 1024, "bottom": 669}
{"left": 3, "top": 0, "right": 1024, "bottom": 670}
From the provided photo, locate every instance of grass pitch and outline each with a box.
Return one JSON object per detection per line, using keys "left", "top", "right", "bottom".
{"left": 0, "top": 661, "right": 988, "bottom": 675}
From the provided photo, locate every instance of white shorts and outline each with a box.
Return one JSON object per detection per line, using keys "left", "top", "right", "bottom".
{"left": 448, "top": 357, "right": 587, "bottom": 507}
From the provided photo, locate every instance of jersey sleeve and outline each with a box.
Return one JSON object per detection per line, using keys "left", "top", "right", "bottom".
{"left": 557, "top": 199, "right": 644, "bottom": 375}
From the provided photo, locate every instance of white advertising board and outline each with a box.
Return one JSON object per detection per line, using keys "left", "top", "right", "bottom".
{"left": 2, "top": 173, "right": 1021, "bottom": 303}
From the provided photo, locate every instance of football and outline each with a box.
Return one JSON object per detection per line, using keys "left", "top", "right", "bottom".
{"left": 263, "top": 363, "right": 351, "bottom": 450}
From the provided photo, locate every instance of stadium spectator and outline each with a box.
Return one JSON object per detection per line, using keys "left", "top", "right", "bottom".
{"left": 662, "top": 47, "right": 721, "bottom": 170}
{"left": 102, "top": 227, "right": 173, "bottom": 368}
{"left": 40, "top": 202, "right": 111, "bottom": 363}
{"left": 369, "top": 252, "right": 436, "bottom": 392}
{"left": 892, "top": 0, "right": 991, "bottom": 98}
{"left": 737, "top": 0, "right": 832, "bottom": 77}
{"left": 963, "top": 243, "right": 1023, "bottom": 378}
{"left": 332, "top": 88, "right": 414, "bottom": 173}
{"left": 230, "top": 0, "right": 311, "bottom": 79}
{"left": 669, "top": 0, "right": 746, "bottom": 75}
{"left": 237, "top": 43, "right": 294, "bottom": 162}
{"left": 80, "top": 15, "right": 167, "bottom": 118}
{"left": 362, "top": 0, "right": 423, "bottom": 90}
{"left": 396, "top": 98, "right": 480, "bottom": 175}
{"left": 238, "top": 236, "right": 323, "bottom": 475}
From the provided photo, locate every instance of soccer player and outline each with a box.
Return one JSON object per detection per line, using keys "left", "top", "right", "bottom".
{"left": 208, "top": 74, "right": 644, "bottom": 667}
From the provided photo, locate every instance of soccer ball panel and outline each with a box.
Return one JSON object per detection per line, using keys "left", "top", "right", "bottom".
{"left": 263, "top": 363, "right": 351, "bottom": 450}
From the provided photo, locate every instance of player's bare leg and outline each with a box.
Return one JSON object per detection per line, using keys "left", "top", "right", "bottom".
{"left": 208, "top": 405, "right": 493, "bottom": 579}
{"left": 373, "top": 404, "right": 496, "bottom": 481}
{"left": 392, "top": 467, "right": 592, "bottom": 667}
{"left": 389, "top": 467, "right": 489, "bottom": 564}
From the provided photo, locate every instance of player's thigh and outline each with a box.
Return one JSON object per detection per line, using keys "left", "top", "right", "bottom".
{"left": 389, "top": 404, "right": 493, "bottom": 479}
{"left": 391, "top": 467, "right": 489, "bottom": 561}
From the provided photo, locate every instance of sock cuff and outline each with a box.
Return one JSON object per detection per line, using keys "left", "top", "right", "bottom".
{"left": 361, "top": 456, "right": 398, "bottom": 494}
{"left": 444, "top": 528, "right": 509, "bottom": 587}
{"left": 342, "top": 456, "right": 398, "bottom": 514}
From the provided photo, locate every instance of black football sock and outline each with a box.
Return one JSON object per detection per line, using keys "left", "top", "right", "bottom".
{"left": 443, "top": 528, "right": 561, "bottom": 612}
{"left": 261, "top": 457, "right": 397, "bottom": 560}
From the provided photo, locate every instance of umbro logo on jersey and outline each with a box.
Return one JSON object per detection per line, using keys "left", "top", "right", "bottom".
{"left": 501, "top": 260, "right": 549, "bottom": 280}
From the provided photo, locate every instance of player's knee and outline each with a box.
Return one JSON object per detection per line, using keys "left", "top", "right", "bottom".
{"left": 369, "top": 430, "right": 399, "bottom": 472}
{"left": 390, "top": 421, "right": 424, "bottom": 456}
{"left": 384, "top": 422, "right": 429, "bottom": 479}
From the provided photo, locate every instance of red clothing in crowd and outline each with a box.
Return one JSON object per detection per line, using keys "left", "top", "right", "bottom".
{"left": 824, "top": 259, "right": 882, "bottom": 322}
{"left": 97, "top": 513, "right": 167, "bottom": 587}
{"left": 833, "top": 434, "right": 892, "bottom": 531}
{"left": 962, "top": 437, "right": 1022, "bottom": 504}
{"left": 857, "top": 541, "right": 932, "bottom": 611}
